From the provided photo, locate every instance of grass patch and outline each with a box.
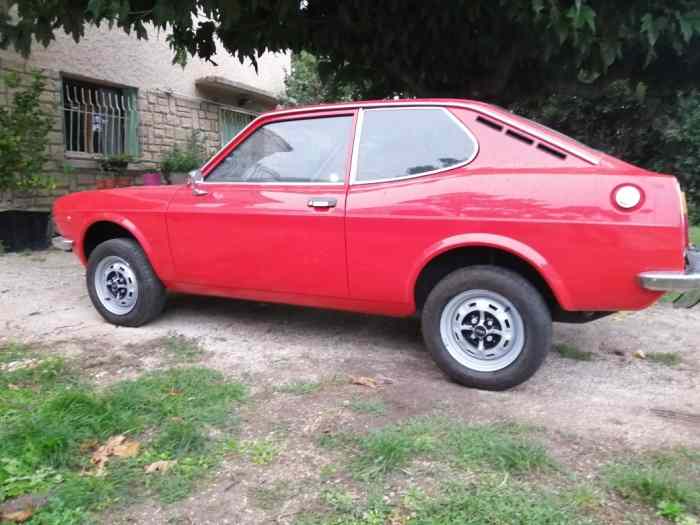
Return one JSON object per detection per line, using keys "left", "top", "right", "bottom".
{"left": 646, "top": 352, "right": 682, "bottom": 366}
{"left": 229, "top": 438, "right": 282, "bottom": 465}
{"left": 160, "top": 332, "right": 204, "bottom": 362}
{"left": 348, "top": 398, "right": 386, "bottom": 415}
{"left": 348, "top": 418, "right": 552, "bottom": 479}
{"left": 691, "top": 225, "right": 700, "bottom": 246}
{"left": 0, "top": 341, "right": 34, "bottom": 364}
{"left": 276, "top": 380, "right": 322, "bottom": 395}
{"left": 300, "top": 481, "right": 591, "bottom": 525}
{"left": 554, "top": 343, "right": 594, "bottom": 361}
{"left": 0, "top": 360, "right": 246, "bottom": 521}
{"left": 566, "top": 485, "right": 605, "bottom": 512}
{"left": 607, "top": 449, "right": 700, "bottom": 515}
{"left": 406, "top": 482, "right": 593, "bottom": 525}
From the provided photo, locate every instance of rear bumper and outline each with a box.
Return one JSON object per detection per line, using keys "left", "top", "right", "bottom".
{"left": 51, "top": 236, "right": 74, "bottom": 252}
{"left": 639, "top": 248, "right": 700, "bottom": 307}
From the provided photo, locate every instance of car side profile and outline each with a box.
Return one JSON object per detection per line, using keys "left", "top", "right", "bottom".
{"left": 52, "top": 99, "right": 700, "bottom": 390}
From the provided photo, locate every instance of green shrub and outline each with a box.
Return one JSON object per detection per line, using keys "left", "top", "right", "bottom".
{"left": 0, "top": 71, "right": 55, "bottom": 193}
{"left": 160, "top": 130, "right": 206, "bottom": 183}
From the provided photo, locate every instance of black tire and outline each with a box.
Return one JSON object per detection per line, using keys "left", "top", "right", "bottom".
{"left": 86, "top": 238, "right": 166, "bottom": 327}
{"left": 421, "top": 266, "right": 551, "bottom": 390}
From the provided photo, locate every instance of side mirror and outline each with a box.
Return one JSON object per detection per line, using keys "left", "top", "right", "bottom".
{"left": 186, "top": 169, "right": 203, "bottom": 186}
{"left": 187, "top": 169, "right": 207, "bottom": 196}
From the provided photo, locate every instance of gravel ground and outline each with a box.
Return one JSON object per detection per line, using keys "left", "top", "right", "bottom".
{"left": 1, "top": 250, "right": 699, "bottom": 523}
{"left": 1, "top": 250, "right": 698, "bottom": 447}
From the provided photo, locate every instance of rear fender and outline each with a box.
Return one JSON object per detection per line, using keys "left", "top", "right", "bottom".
{"left": 408, "top": 233, "right": 574, "bottom": 310}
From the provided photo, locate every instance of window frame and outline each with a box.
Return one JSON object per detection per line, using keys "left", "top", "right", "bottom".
{"left": 349, "top": 106, "right": 480, "bottom": 186}
{"left": 61, "top": 76, "right": 139, "bottom": 157}
{"left": 201, "top": 110, "right": 358, "bottom": 186}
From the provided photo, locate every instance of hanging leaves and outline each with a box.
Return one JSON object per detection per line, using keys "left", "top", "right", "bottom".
{"left": 2, "top": 1, "right": 700, "bottom": 100}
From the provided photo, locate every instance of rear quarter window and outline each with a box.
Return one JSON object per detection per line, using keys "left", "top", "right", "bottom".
{"left": 355, "top": 108, "right": 478, "bottom": 183}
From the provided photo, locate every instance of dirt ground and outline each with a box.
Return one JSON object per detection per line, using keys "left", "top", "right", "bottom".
{"left": 1, "top": 250, "right": 699, "bottom": 523}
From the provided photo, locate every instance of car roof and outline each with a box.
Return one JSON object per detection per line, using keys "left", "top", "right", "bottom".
{"left": 267, "top": 98, "right": 609, "bottom": 166}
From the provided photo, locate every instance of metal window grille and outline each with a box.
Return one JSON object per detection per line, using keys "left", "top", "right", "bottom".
{"left": 220, "top": 108, "right": 256, "bottom": 145}
{"left": 62, "top": 78, "right": 138, "bottom": 156}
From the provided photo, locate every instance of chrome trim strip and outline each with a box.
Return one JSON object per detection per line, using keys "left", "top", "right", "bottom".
{"left": 638, "top": 271, "right": 700, "bottom": 292}
{"left": 350, "top": 107, "right": 480, "bottom": 186}
{"left": 348, "top": 108, "right": 365, "bottom": 185}
{"left": 255, "top": 101, "right": 600, "bottom": 165}
{"left": 52, "top": 236, "right": 74, "bottom": 252}
{"left": 199, "top": 181, "right": 345, "bottom": 187}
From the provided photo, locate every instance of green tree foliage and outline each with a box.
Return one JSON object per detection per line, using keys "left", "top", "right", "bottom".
{"left": 0, "top": 71, "right": 54, "bottom": 193}
{"left": 2, "top": 2, "right": 700, "bottom": 101}
{"left": 282, "top": 52, "right": 362, "bottom": 107}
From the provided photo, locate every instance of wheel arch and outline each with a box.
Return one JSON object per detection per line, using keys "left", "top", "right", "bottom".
{"left": 80, "top": 215, "right": 156, "bottom": 270}
{"left": 411, "top": 234, "right": 574, "bottom": 314}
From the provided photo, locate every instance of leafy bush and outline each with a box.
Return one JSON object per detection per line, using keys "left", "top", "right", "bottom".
{"left": 160, "top": 130, "right": 206, "bottom": 184}
{"left": 0, "top": 71, "right": 54, "bottom": 193}
{"left": 513, "top": 82, "right": 700, "bottom": 223}
{"left": 282, "top": 51, "right": 363, "bottom": 107}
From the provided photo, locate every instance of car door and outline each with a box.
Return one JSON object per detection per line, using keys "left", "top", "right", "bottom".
{"left": 166, "top": 110, "right": 356, "bottom": 299}
{"left": 346, "top": 107, "right": 479, "bottom": 304}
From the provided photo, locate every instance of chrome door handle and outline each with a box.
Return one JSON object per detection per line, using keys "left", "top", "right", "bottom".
{"left": 192, "top": 187, "right": 208, "bottom": 196}
{"left": 307, "top": 198, "right": 337, "bottom": 208}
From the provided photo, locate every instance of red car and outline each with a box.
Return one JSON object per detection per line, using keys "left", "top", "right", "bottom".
{"left": 53, "top": 99, "right": 700, "bottom": 390}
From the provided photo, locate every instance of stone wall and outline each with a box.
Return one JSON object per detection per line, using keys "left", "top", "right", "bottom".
{"left": 0, "top": 57, "right": 258, "bottom": 212}
{"left": 137, "top": 90, "right": 223, "bottom": 169}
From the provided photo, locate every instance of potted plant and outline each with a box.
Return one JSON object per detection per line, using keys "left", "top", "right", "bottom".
{"left": 98, "top": 153, "right": 133, "bottom": 189}
{"left": 160, "top": 131, "right": 205, "bottom": 185}
{"left": 0, "top": 71, "right": 55, "bottom": 251}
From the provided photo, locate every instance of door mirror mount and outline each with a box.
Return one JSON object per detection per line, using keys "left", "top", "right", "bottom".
{"left": 187, "top": 169, "right": 203, "bottom": 186}
{"left": 187, "top": 169, "right": 208, "bottom": 196}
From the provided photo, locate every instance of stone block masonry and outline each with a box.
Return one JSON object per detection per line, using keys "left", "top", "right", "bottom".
{"left": 0, "top": 57, "right": 245, "bottom": 212}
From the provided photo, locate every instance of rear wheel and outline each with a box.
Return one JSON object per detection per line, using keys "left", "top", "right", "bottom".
{"left": 86, "top": 238, "right": 166, "bottom": 327}
{"left": 421, "top": 266, "right": 551, "bottom": 390}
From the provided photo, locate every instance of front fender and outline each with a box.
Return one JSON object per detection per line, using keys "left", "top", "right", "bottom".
{"left": 78, "top": 212, "right": 175, "bottom": 283}
{"left": 407, "top": 233, "right": 574, "bottom": 310}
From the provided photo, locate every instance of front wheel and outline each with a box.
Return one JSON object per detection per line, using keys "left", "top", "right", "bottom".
{"left": 86, "top": 238, "right": 167, "bottom": 327}
{"left": 422, "top": 266, "right": 551, "bottom": 390}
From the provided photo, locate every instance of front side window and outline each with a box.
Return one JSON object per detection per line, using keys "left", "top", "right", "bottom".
{"left": 356, "top": 108, "right": 477, "bottom": 182}
{"left": 206, "top": 115, "right": 353, "bottom": 183}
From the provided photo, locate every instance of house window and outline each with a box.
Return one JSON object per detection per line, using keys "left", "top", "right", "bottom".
{"left": 62, "top": 78, "right": 139, "bottom": 156}
{"left": 220, "top": 108, "right": 255, "bottom": 146}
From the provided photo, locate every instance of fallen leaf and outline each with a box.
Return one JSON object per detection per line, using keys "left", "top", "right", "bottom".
{"left": 90, "top": 435, "right": 140, "bottom": 475}
{"left": 1, "top": 509, "right": 33, "bottom": 523}
{"left": 144, "top": 460, "right": 177, "bottom": 474}
{"left": 7, "top": 384, "right": 20, "bottom": 390}
{"left": 168, "top": 388, "right": 183, "bottom": 396}
{"left": 633, "top": 350, "right": 647, "bottom": 359}
{"left": 112, "top": 440, "right": 140, "bottom": 458}
{"left": 350, "top": 376, "right": 378, "bottom": 388}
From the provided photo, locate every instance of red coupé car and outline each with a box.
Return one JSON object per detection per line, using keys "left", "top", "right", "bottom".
{"left": 53, "top": 99, "right": 700, "bottom": 390}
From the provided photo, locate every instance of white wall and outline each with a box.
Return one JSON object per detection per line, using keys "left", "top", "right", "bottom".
{"left": 0, "top": 22, "right": 289, "bottom": 99}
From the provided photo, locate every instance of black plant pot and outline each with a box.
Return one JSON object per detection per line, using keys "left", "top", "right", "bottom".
{"left": 0, "top": 210, "right": 51, "bottom": 252}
